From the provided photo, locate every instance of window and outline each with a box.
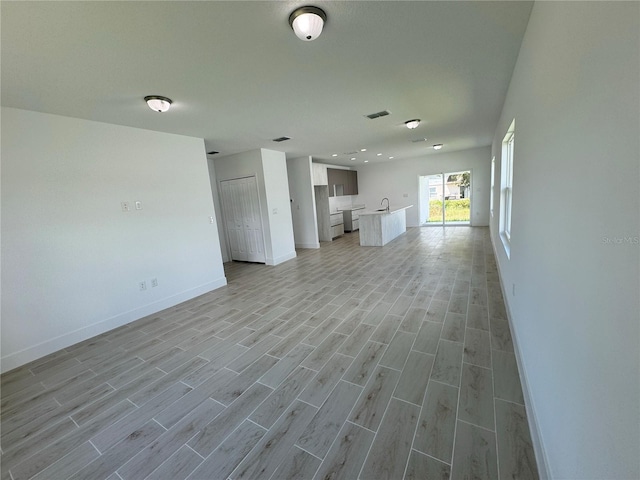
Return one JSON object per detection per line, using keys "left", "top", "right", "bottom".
{"left": 501, "top": 120, "right": 515, "bottom": 254}
{"left": 490, "top": 156, "right": 495, "bottom": 217}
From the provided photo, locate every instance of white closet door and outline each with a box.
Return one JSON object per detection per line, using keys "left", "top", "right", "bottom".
{"left": 220, "top": 176, "right": 265, "bottom": 263}
{"left": 241, "top": 176, "right": 265, "bottom": 262}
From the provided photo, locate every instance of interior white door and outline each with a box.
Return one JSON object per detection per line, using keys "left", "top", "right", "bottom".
{"left": 220, "top": 176, "right": 266, "bottom": 263}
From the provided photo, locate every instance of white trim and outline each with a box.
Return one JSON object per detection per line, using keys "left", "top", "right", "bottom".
{"left": 491, "top": 238, "right": 551, "bottom": 480}
{"left": 0, "top": 277, "right": 228, "bottom": 373}
{"left": 266, "top": 250, "right": 297, "bottom": 266}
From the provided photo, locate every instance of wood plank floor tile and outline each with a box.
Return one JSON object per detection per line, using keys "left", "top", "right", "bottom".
{"left": 312, "top": 421, "right": 374, "bottom": 480}
{"left": 342, "top": 341, "right": 387, "bottom": 386}
{"left": 296, "top": 380, "right": 362, "bottom": 458}
{"left": 349, "top": 366, "right": 400, "bottom": 431}
{"left": 360, "top": 398, "right": 420, "bottom": 480}
{"left": 495, "top": 399, "right": 539, "bottom": 480}
{"left": 458, "top": 363, "right": 495, "bottom": 430}
{"left": 231, "top": 400, "right": 317, "bottom": 480}
{"left": 413, "top": 321, "right": 443, "bottom": 355}
{"left": 414, "top": 380, "right": 459, "bottom": 463}
{"left": 404, "top": 449, "right": 451, "bottom": 480}
{"left": 431, "top": 340, "right": 463, "bottom": 387}
{"left": 450, "top": 420, "right": 498, "bottom": 480}
{"left": 188, "top": 381, "right": 272, "bottom": 457}
{"left": 117, "top": 398, "right": 223, "bottom": 480}
{"left": 463, "top": 327, "right": 491, "bottom": 368}
{"left": 336, "top": 323, "right": 376, "bottom": 357}
{"left": 146, "top": 445, "right": 204, "bottom": 480}
{"left": 394, "top": 351, "right": 435, "bottom": 406}
{"left": 187, "top": 419, "right": 266, "bottom": 480}
{"left": 298, "top": 353, "right": 354, "bottom": 407}
{"left": 250, "top": 366, "right": 316, "bottom": 429}
{"left": 1, "top": 227, "right": 538, "bottom": 480}
{"left": 493, "top": 349, "right": 525, "bottom": 404}
{"left": 270, "top": 446, "right": 321, "bottom": 480}
{"left": 259, "top": 344, "right": 315, "bottom": 388}
{"left": 379, "top": 331, "right": 416, "bottom": 370}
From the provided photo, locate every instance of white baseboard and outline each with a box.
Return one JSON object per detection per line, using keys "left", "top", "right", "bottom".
{"left": 491, "top": 238, "right": 551, "bottom": 480}
{"left": 0, "top": 277, "right": 228, "bottom": 374}
{"left": 295, "top": 242, "right": 320, "bottom": 249}
{"left": 266, "top": 251, "right": 297, "bottom": 266}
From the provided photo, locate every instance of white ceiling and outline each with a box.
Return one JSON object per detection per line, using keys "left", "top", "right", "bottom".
{"left": 1, "top": 1, "right": 533, "bottom": 166}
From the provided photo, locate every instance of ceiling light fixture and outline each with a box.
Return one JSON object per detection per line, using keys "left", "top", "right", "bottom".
{"left": 332, "top": 153, "right": 338, "bottom": 157}
{"left": 433, "top": 144, "right": 443, "bottom": 150}
{"left": 404, "top": 119, "right": 421, "bottom": 129}
{"left": 360, "top": 148, "right": 367, "bottom": 152}
{"left": 389, "top": 156, "right": 394, "bottom": 159}
{"left": 377, "top": 153, "right": 382, "bottom": 156}
{"left": 289, "top": 6, "right": 326, "bottom": 41}
{"left": 144, "top": 95, "right": 172, "bottom": 113}
{"left": 351, "top": 157, "right": 356, "bottom": 160}
{"left": 364, "top": 160, "right": 369, "bottom": 163}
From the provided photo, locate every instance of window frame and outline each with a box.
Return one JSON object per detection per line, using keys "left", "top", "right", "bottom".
{"left": 500, "top": 120, "right": 515, "bottom": 256}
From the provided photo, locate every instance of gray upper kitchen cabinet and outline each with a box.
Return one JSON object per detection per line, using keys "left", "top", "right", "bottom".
{"left": 327, "top": 168, "right": 358, "bottom": 197}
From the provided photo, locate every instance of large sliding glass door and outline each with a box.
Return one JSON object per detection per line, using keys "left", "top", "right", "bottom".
{"left": 419, "top": 170, "right": 471, "bottom": 226}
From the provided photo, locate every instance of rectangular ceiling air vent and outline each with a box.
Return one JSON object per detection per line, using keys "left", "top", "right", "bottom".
{"left": 411, "top": 138, "right": 428, "bottom": 143}
{"left": 365, "top": 110, "right": 391, "bottom": 120}
{"left": 272, "top": 136, "right": 291, "bottom": 142}
{"left": 207, "top": 150, "right": 220, "bottom": 155}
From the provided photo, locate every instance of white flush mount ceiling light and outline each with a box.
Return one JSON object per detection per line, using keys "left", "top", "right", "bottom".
{"left": 289, "top": 6, "right": 326, "bottom": 41}
{"left": 433, "top": 144, "right": 443, "bottom": 150}
{"left": 404, "top": 119, "right": 421, "bottom": 129}
{"left": 144, "top": 96, "right": 172, "bottom": 113}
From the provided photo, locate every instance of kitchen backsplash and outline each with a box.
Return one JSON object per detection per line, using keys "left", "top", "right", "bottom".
{"left": 329, "top": 195, "right": 359, "bottom": 212}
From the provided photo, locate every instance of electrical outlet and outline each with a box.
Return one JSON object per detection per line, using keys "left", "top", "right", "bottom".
{"left": 135, "top": 201, "right": 143, "bottom": 210}
{"left": 209, "top": 216, "right": 215, "bottom": 224}
{"left": 151, "top": 278, "right": 158, "bottom": 288}
{"left": 121, "top": 202, "right": 130, "bottom": 212}
{"left": 139, "top": 281, "right": 147, "bottom": 291}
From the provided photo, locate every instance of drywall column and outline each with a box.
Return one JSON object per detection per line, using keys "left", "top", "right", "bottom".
{"left": 286, "top": 156, "right": 320, "bottom": 249}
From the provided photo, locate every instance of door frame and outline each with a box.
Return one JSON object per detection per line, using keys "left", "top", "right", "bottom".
{"left": 219, "top": 174, "right": 267, "bottom": 263}
{"left": 418, "top": 169, "right": 473, "bottom": 226}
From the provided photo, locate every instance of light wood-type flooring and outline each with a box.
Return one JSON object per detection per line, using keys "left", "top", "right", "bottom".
{"left": 1, "top": 227, "right": 539, "bottom": 480}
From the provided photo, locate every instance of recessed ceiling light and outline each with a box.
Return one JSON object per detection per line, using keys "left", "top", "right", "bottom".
{"left": 364, "top": 160, "right": 369, "bottom": 163}
{"left": 404, "top": 119, "right": 420, "bottom": 129}
{"left": 351, "top": 157, "right": 356, "bottom": 160}
{"left": 332, "top": 153, "right": 338, "bottom": 157}
{"left": 389, "top": 156, "right": 394, "bottom": 159}
{"left": 360, "top": 148, "right": 367, "bottom": 152}
{"left": 144, "top": 95, "right": 172, "bottom": 113}
{"left": 377, "top": 153, "right": 382, "bottom": 156}
{"left": 433, "top": 144, "right": 443, "bottom": 150}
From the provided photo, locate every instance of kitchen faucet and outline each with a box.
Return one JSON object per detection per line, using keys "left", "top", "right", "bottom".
{"left": 381, "top": 197, "right": 389, "bottom": 212}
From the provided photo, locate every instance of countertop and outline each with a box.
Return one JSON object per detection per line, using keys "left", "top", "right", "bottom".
{"left": 337, "top": 204, "right": 366, "bottom": 212}
{"left": 359, "top": 205, "right": 413, "bottom": 216}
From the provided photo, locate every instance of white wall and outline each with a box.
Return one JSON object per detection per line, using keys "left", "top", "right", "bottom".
{"left": 286, "top": 156, "right": 319, "bottom": 249}
{"left": 490, "top": 3, "right": 639, "bottom": 479}
{"left": 206, "top": 159, "right": 230, "bottom": 262}
{"left": 1, "top": 107, "right": 227, "bottom": 372}
{"left": 356, "top": 147, "right": 491, "bottom": 226}
{"left": 214, "top": 149, "right": 296, "bottom": 266}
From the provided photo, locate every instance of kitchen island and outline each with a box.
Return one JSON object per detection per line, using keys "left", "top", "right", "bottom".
{"left": 358, "top": 205, "right": 413, "bottom": 247}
